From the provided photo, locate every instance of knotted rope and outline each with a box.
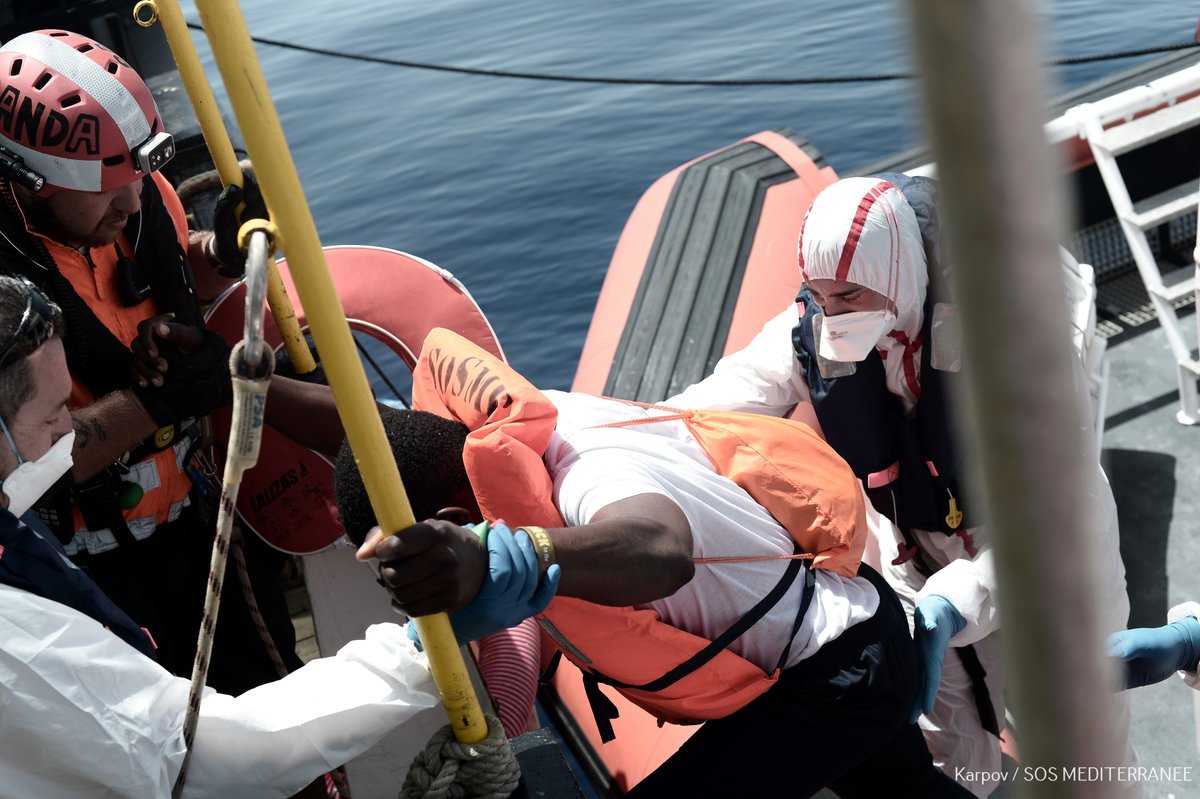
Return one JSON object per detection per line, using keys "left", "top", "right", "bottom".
{"left": 400, "top": 715, "right": 520, "bottom": 799}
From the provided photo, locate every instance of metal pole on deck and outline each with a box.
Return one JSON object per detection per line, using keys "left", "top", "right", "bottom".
{"left": 134, "top": 0, "right": 317, "bottom": 376}
{"left": 190, "top": 0, "right": 490, "bottom": 745}
{"left": 905, "top": 2, "right": 1124, "bottom": 797}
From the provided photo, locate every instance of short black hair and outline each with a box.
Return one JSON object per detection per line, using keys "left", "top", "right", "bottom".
{"left": 333, "top": 406, "right": 471, "bottom": 545}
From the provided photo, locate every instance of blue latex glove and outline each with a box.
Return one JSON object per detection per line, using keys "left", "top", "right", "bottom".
{"left": 408, "top": 522, "right": 560, "bottom": 650}
{"left": 1107, "top": 616, "right": 1200, "bottom": 690}
{"left": 911, "top": 595, "right": 967, "bottom": 722}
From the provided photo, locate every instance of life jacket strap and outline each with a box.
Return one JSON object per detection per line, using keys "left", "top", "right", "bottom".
{"left": 955, "top": 644, "right": 1001, "bottom": 738}
{"left": 693, "top": 552, "right": 814, "bottom": 566}
{"left": 576, "top": 541, "right": 816, "bottom": 742}
{"left": 581, "top": 671, "right": 622, "bottom": 744}
{"left": 588, "top": 397, "right": 693, "bottom": 430}
{"left": 771, "top": 555, "right": 818, "bottom": 673}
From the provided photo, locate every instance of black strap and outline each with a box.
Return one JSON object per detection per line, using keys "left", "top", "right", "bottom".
{"left": 577, "top": 543, "right": 816, "bottom": 743}
{"left": 595, "top": 542, "right": 809, "bottom": 693}
{"left": 582, "top": 671, "right": 622, "bottom": 744}
{"left": 540, "top": 648, "right": 563, "bottom": 685}
{"left": 73, "top": 470, "right": 138, "bottom": 549}
{"left": 773, "top": 558, "right": 816, "bottom": 672}
{"left": 955, "top": 644, "right": 1001, "bottom": 738}
{"left": 137, "top": 178, "right": 202, "bottom": 328}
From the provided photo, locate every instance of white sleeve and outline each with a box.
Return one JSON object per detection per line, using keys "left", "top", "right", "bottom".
{"left": 916, "top": 531, "right": 1000, "bottom": 647}
{"left": 1167, "top": 601, "right": 1200, "bottom": 690}
{"left": 552, "top": 445, "right": 673, "bottom": 527}
{"left": 0, "top": 587, "right": 440, "bottom": 799}
{"left": 184, "top": 623, "right": 442, "bottom": 798}
{"left": 0, "top": 587, "right": 186, "bottom": 799}
{"left": 667, "top": 306, "right": 810, "bottom": 416}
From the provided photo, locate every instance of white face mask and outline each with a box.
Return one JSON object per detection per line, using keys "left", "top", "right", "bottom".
{"left": 817, "top": 309, "right": 896, "bottom": 363}
{"left": 0, "top": 419, "right": 74, "bottom": 518}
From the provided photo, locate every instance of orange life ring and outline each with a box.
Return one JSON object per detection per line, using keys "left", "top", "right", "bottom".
{"left": 204, "top": 245, "right": 505, "bottom": 554}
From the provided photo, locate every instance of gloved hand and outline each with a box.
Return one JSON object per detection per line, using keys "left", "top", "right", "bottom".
{"left": 401, "top": 523, "right": 560, "bottom": 649}
{"left": 911, "top": 594, "right": 966, "bottom": 722}
{"left": 1107, "top": 616, "right": 1200, "bottom": 690}
{"left": 131, "top": 317, "right": 232, "bottom": 425}
{"left": 209, "top": 168, "right": 268, "bottom": 277}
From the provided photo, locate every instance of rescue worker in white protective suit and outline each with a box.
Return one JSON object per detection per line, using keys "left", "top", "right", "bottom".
{"left": 670, "top": 176, "right": 1133, "bottom": 798}
{"left": 0, "top": 275, "right": 442, "bottom": 798}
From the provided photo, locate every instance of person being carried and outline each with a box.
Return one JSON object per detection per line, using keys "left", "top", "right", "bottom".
{"left": 337, "top": 326, "right": 973, "bottom": 798}
{"left": 668, "top": 175, "right": 1133, "bottom": 796}
{"left": 0, "top": 275, "right": 443, "bottom": 798}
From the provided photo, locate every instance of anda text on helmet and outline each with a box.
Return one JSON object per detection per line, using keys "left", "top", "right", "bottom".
{"left": 0, "top": 30, "right": 174, "bottom": 195}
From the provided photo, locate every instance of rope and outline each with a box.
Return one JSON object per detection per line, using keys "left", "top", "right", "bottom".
{"left": 230, "top": 527, "right": 290, "bottom": 677}
{"left": 188, "top": 444, "right": 291, "bottom": 679}
{"left": 173, "top": 231, "right": 275, "bottom": 795}
{"left": 400, "top": 715, "right": 520, "bottom": 799}
{"left": 353, "top": 334, "right": 410, "bottom": 408}
{"left": 183, "top": 22, "right": 1200, "bottom": 87}
{"left": 183, "top": 324, "right": 352, "bottom": 799}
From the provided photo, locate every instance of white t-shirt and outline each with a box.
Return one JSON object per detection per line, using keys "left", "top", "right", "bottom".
{"left": 542, "top": 390, "right": 880, "bottom": 671}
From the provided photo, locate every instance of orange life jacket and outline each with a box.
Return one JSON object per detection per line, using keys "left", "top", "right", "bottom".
{"left": 15, "top": 173, "right": 193, "bottom": 544}
{"left": 412, "top": 328, "right": 867, "bottom": 729}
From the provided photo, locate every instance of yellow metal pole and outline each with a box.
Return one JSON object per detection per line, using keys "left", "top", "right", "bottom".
{"left": 192, "top": 0, "right": 488, "bottom": 744}
{"left": 133, "top": 0, "right": 316, "bottom": 375}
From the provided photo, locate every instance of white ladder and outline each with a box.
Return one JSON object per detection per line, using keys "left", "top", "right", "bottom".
{"left": 1075, "top": 98, "right": 1200, "bottom": 424}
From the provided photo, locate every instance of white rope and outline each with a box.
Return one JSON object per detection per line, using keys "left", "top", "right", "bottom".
{"left": 400, "top": 715, "right": 521, "bottom": 799}
{"left": 172, "top": 232, "right": 273, "bottom": 797}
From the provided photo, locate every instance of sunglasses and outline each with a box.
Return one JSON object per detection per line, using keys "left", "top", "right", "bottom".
{"left": 0, "top": 283, "right": 55, "bottom": 371}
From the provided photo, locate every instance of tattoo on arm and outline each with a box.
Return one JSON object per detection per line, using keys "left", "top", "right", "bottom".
{"left": 71, "top": 415, "right": 107, "bottom": 449}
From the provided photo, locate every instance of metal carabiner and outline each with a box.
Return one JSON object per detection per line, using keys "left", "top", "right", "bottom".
{"left": 239, "top": 228, "right": 271, "bottom": 375}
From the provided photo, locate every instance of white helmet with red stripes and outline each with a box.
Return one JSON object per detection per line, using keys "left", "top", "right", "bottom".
{"left": 0, "top": 30, "right": 174, "bottom": 195}
{"left": 798, "top": 177, "right": 930, "bottom": 405}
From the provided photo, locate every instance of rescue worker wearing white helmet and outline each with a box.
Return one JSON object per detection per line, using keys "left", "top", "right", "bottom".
{"left": 669, "top": 175, "right": 1133, "bottom": 797}
{"left": 0, "top": 29, "right": 326, "bottom": 698}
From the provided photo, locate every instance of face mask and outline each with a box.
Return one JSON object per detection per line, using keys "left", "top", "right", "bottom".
{"left": 0, "top": 418, "right": 75, "bottom": 518}
{"left": 817, "top": 309, "right": 896, "bottom": 363}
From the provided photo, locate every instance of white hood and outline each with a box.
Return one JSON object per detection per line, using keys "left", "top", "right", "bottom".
{"left": 798, "top": 176, "right": 929, "bottom": 410}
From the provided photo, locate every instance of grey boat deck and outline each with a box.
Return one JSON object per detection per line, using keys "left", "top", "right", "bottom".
{"left": 1099, "top": 307, "right": 1200, "bottom": 799}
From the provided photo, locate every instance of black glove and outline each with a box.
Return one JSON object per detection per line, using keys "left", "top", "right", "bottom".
{"left": 133, "top": 326, "right": 232, "bottom": 425}
{"left": 210, "top": 169, "right": 268, "bottom": 278}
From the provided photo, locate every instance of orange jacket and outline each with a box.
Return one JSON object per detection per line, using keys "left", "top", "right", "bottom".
{"left": 16, "top": 172, "right": 193, "bottom": 537}
{"left": 412, "top": 328, "right": 866, "bottom": 724}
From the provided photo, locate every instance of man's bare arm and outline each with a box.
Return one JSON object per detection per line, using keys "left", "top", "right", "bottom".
{"left": 70, "top": 391, "right": 157, "bottom": 481}
{"left": 548, "top": 493, "right": 695, "bottom": 606}
{"left": 364, "top": 493, "right": 696, "bottom": 617}
{"left": 263, "top": 375, "right": 345, "bottom": 459}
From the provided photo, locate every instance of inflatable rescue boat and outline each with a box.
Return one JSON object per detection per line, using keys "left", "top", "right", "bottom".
{"left": 17, "top": 3, "right": 1200, "bottom": 793}
{"left": 200, "top": 49, "right": 1200, "bottom": 794}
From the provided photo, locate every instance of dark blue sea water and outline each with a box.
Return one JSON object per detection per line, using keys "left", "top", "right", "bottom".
{"left": 181, "top": 1, "right": 1198, "bottom": 389}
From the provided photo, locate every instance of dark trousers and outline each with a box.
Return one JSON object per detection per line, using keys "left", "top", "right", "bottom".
{"left": 77, "top": 507, "right": 302, "bottom": 695}
{"left": 628, "top": 565, "right": 973, "bottom": 799}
